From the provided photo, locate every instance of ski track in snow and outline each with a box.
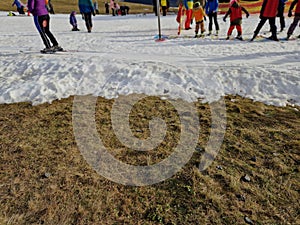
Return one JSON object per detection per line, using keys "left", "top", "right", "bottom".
{"left": 0, "top": 12, "right": 299, "bottom": 106}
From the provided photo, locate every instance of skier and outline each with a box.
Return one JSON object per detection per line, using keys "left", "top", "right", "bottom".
{"left": 223, "top": 0, "right": 249, "bottom": 40}
{"left": 287, "top": 0, "right": 300, "bottom": 39}
{"left": 250, "top": 0, "right": 279, "bottom": 41}
{"left": 70, "top": 11, "right": 80, "bottom": 31}
{"left": 78, "top": 0, "right": 95, "bottom": 32}
{"left": 192, "top": 1, "right": 206, "bottom": 37}
{"left": 12, "top": 0, "right": 25, "bottom": 15}
{"left": 205, "top": 0, "right": 220, "bottom": 36}
{"left": 27, "top": 0, "right": 63, "bottom": 53}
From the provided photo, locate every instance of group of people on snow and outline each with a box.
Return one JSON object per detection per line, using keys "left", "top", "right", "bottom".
{"left": 177, "top": 0, "right": 300, "bottom": 41}
{"left": 11, "top": 0, "right": 54, "bottom": 16}
{"left": 11, "top": 0, "right": 300, "bottom": 54}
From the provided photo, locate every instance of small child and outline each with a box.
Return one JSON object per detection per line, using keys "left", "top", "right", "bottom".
{"left": 223, "top": 0, "right": 249, "bottom": 40}
{"left": 70, "top": 11, "right": 80, "bottom": 31}
{"left": 192, "top": 1, "right": 206, "bottom": 37}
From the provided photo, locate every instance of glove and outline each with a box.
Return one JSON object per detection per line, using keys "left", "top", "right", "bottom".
{"left": 246, "top": 14, "right": 249, "bottom": 18}
{"left": 288, "top": 10, "right": 292, "bottom": 17}
{"left": 92, "top": 11, "right": 95, "bottom": 16}
{"left": 223, "top": 17, "right": 226, "bottom": 22}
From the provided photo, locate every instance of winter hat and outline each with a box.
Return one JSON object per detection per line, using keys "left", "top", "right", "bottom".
{"left": 193, "top": 1, "right": 200, "bottom": 8}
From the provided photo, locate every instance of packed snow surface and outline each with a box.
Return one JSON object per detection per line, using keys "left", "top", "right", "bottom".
{"left": 0, "top": 11, "right": 299, "bottom": 106}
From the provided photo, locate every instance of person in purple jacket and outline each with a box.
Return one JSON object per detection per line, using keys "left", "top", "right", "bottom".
{"left": 27, "top": 0, "right": 63, "bottom": 53}
{"left": 70, "top": 11, "right": 80, "bottom": 31}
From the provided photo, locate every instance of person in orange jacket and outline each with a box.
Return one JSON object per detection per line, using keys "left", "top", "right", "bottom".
{"left": 223, "top": 0, "right": 249, "bottom": 40}
{"left": 192, "top": 1, "right": 206, "bottom": 37}
{"left": 251, "top": 0, "right": 279, "bottom": 41}
{"left": 287, "top": 0, "right": 300, "bottom": 39}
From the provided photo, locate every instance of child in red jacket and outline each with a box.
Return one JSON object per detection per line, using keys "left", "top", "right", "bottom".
{"left": 251, "top": 0, "right": 279, "bottom": 41}
{"left": 223, "top": 0, "right": 249, "bottom": 40}
{"left": 287, "top": 0, "right": 300, "bottom": 39}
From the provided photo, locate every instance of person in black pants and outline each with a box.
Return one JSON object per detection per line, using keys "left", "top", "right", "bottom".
{"left": 27, "top": 0, "right": 63, "bottom": 53}
{"left": 277, "top": 0, "right": 287, "bottom": 32}
{"left": 79, "top": 0, "right": 95, "bottom": 32}
{"left": 251, "top": 0, "right": 279, "bottom": 41}
{"left": 205, "top": 0, "right": 219, "bottom": 35}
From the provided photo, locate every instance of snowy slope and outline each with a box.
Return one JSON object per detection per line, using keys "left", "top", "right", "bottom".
{"left": 0, "top": 12, "right": 299, "bottom": 106}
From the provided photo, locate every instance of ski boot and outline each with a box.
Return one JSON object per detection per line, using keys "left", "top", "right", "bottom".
{"left": 267, "top": 36, "right": 279, "bottom": 41}
{"left": 52, "top": 45, "right": 64, "bottom": 52}
{"left": 236, "top": 35, "right": 243, "bottom": 41}
{"left": 40, "top": 47, "right": 55, "bottom": 54}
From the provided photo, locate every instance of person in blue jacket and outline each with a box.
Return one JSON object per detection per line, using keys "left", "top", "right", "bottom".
{"left": 78, "top": 0, "right": 95, "bottom": 32}
{"left": 205, "top": 0, "right": 219, "bottom": 35}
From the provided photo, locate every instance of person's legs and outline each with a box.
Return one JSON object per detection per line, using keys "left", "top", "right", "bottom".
{"left": 34, "top": 15, "right": 51, "bottom": 49}
{"left": 195, "top": 22, "right": 200, "bottom": 35}
{"left": 287, "top": 16, "right": 300, "bottom": 38}
{"left": 42, "top": 15, "right": 59, "bottom": 46}
{"left": 185, "top": 9, "right": 192, "bottom": 29}
{"left": 227, "top": 25, "right": 234, "bottom": 36}
{"left": 236, "top": 24, "right": 242, "bottom": 36}
{"left": 200, "top": 21, "right": 205, "bottom": 34}
{"left": 269, "top": 17, "right": 278, "bottom": 40}
{"left": 84, "top": 13, "right": 93, "bottom": 32}
{"left": 279, "top": 16, "right": 285, "bottom": 31}
{"left": 213, "top": 12, "right": 219, "bottom": 32}
{"left": 208, "top": 13, "right": 213, "bottom": 34}
{"left": 251, "top": 17, "right": 267, "bottom": 40}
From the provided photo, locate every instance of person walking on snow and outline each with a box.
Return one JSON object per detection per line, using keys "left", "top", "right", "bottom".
{"left": 192, "top": 1, "right": 206, "bottom": 37}
{"left": 250, "top": 0, "right": 279, "bottom": 41}
{"left": 78, "top": 0, "right": 95, "bottom": 32}
{"left": 287, "top": 0, "right": 300, "bottom": 39}
{"left": 27, "top": 0, "right": 63, "bottom": 53}
{"left": 223, "top": 0, "right": 249, "bottom": 40}
{"left": 205, "top": 0, "right": 219, "bottom": 35}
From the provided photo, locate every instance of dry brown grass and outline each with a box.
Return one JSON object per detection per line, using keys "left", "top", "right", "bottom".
{"left": 0, "top": 95, "right": 299, "bottom": 225}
